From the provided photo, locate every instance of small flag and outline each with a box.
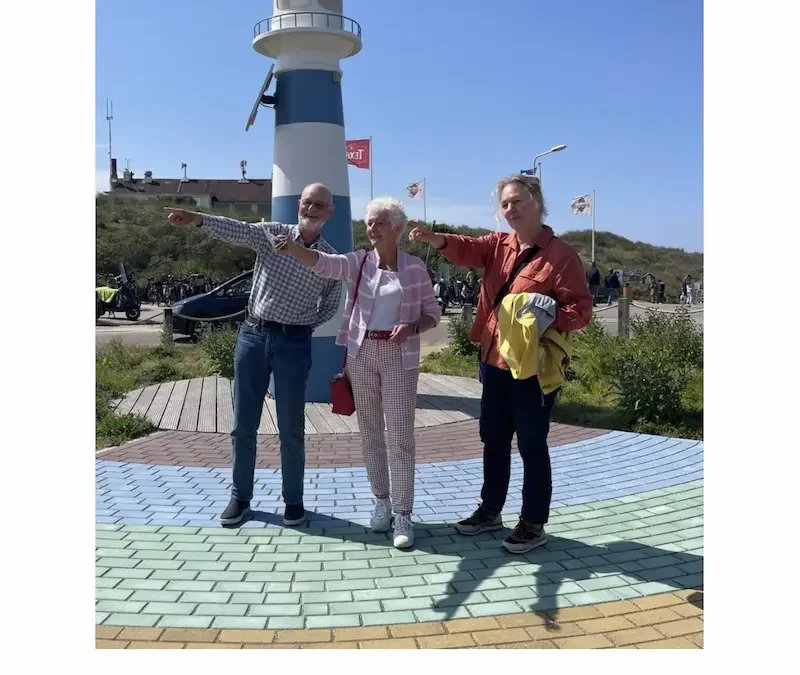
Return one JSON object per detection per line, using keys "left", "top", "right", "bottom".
{"left": 346, "top": 139, "right": 371, "bottom": 169}
{"left": 406, "top": 180, "right": 424, "bottom": 198}
{"left": 571, "top": 194, "right": 592, "bottom": 215}
{"left": 520, "top": 169, "right": 534, "bottom": 175}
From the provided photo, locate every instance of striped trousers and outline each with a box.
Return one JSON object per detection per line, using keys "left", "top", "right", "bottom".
{"left": 346, "top": 339, "right": 419, "bottom": 515}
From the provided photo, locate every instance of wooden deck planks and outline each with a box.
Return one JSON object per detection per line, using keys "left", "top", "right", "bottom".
{"left": 128, "top": 384, "right": 160, "bottom": 419}
{"left": 216, "top": 377, "right": 234, "bottom": 435}
{"left": 177, "top": 378, "right": 203, "bottom": 431}
{"left": 160, "top": 379, "right": 189, "bottom": 430}
{"left": 197, "top": 377, "right": 217, "bottom": 433}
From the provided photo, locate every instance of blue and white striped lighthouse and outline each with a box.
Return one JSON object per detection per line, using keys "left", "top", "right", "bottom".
{"left": 253, "top": 1, "right": 362, "bottom": 402}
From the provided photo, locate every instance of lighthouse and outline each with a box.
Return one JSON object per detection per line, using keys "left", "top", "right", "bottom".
{"left": 253, "top": 1, "right": 362, "bottom": 402}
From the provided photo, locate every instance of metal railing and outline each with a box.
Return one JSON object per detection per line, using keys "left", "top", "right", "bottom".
{"left": 254, "top": 12, "right": 361, "bottom": 39}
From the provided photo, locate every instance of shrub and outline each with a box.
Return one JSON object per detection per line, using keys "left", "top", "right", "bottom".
{"left": 630, "top": 307, "right": 703, "bottom": 370}
{"left": 571, "top": 316, "right": 620, "bottom": 389}
{"left": 447, "top": 316, "right": 479, "bottom": 358}
{"left": 200, "top": 326, "right": 238, "bottom": 379}
{"left": 137, "top": 358, "right": 181, "bottom": 383}
{"left": 97, "top": 413, "right": 156, "bottom": 447}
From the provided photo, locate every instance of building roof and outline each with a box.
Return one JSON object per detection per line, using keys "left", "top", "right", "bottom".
{"left": 109, "top": 177, "right": 272, "bottom": 203}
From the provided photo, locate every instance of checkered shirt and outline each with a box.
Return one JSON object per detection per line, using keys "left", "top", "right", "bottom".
{"left": 201, "top": 214, "right": 343, "bottom": 327}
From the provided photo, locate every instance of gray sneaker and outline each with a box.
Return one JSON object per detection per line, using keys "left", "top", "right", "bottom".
{"left": 454, "top": 506, "right": 503, "bottom": 536}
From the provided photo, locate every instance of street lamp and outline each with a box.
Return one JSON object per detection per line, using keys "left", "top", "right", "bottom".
{"left": 532, "top": 144, "right": 567, "bottom": 180}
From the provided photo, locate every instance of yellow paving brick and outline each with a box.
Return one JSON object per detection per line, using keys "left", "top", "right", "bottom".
{"left": 360, "top": 638, "right": 418, "bottom": 649}
{"left": 187, "top": 643, "right": 243, "bottom": 649}
{"left": 472, "top": 628, "right": 531, "bottom": 646}
{"left": 673, "top": 588, "right": 703, "bottom": 602}
{"left": 389, "top": 623, "right": 446, "bottom": 638}
{"left": 334, "top": 626, "right": 389, "bottom": 642}
{"left": 632, "top": 593, "right": 683, "bottom": 611}
{"left": 524, "top": 622, "right": 584, "bottom": 641}
{"left": 303, "top": 642, "right": 359, "bottom": 649}
{"left": 218, "top": 629, "right": 275, "bottom": 644}
{"left": 96, "top": 639, "right": 127, "bottom": 649}
{"left": 494, "top": 640, "right": 557, "bottom": 649}
{"left": 417, "top": 633, "right": 476, "bottom": 649}
{"left": 95, "top": 626, "right": 123, "bottom": 640}
{"left": 244, "top": 643, "right": 299, "bottom": 649}
{"left": 549, "top": 605, "right": 604, "bottom": 623}
{"left": 685, "top": 632, "right": 704, "bottom": 648}
{"left": 628, "top": 607, "right": 684, "bottom": 626}
{"left": 159, "top": 628, "right": 218, "bottom": 643}
{"left": 273, "top": 629, "right": 332, "bottom": 644}
{"left": 577, "top": 616, "right": 637, "bottom": 634}
{"left": 604, "top": 626, "right": 664, "bottom": 647}
{"left": 497, "top": 613, "right": 551, "bottom": 629}
{"left": 596, "top": 600, "right": 641, "bottom": 617}
{"left": 654, "top": 617, "right": 704, "bottom": 639}
{"left": 128, "top": 641, "right": 183, "bottom": 649}
{"left": 118, "top": 627, "right": 164, "bottom": 642}
{"left": 671, "top": 602, "right": 704, "bottom": 618}
{"left": 638, "top": 636, "right": 699, "bottom": 649}
{"left": 443, "top": 617, "right": 501, "bottom": 634}
{"left": 555, "top": 634, "right": 614, "bottom": 649}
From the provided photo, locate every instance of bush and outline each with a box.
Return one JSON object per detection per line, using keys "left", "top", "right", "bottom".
{"left": 200, "top": 327, "right": 238, "bottom": 379}
{"left": 571, "top": 316, "right": 620, "bottom": 389}
{"left": 447, "top": 316, "right": 479, "bottom": 358}
{"left": 97, "top": 413, "right": 156, "bottom": 447}
{"left": 630, "top": 307, "right": 703, "bottom": 370}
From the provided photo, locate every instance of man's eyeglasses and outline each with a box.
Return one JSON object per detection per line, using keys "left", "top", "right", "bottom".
{"left": 300, "top": 199, "right": 331, "bottom": 210}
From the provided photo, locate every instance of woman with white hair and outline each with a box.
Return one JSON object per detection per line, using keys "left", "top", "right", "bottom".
{"left": 274, "top": 197, "right": 441, "bottom": 549}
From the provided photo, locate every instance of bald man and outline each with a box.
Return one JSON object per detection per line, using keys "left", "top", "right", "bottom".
{"left": 165, "top": 183, "right": 343, "bottom": 527}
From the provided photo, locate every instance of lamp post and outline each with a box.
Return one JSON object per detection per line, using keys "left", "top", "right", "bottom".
{"left": 532, "top": 144, "right": 567, "bottom": 182}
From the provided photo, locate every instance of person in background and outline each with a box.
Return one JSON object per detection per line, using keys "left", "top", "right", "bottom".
{"left": 682, "top": 274, "right": 694, "bottom": 305}
{"left": 649, "top": 277, "right": 658, "bottom": 304}
{"left": 604, "top": 269, "right": 621, "bottom": 306}
{"left": 587, "top": 262, "right": 601, "bottom": 307}
{"left": 461, "top": 271, "right": 477, "bottom": 322}
{"left": 275, "top": 197, "right": 441, "bottom": 549}
{"left": 658, "top": 279, "right": 666, "bottom": 303}
{"left": 164, "top": 184, "right": 343, "bottom": 528}
{"left": 409, "top": 173, "right": 592, "bottom": 553}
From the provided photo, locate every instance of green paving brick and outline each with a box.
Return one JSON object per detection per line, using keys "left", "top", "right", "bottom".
{"left": 175, "top": 552, "right": 222, "bottom": 562}
{"left": 290, "top": 581, "right": 325, "bottom": 593}
{"left": 631, "top": 581, "right": 679, "bottom": 595}
{"left": 194, "top": 603, "right": 247, "bottom": 616}
{"left": 268, "top": 535, "right": 303, "bottom": 544}
{"left": 276, "top": 544, "right": 322, "bottom": 554}
{"left": 95, "top": 612, "right": 109, "bottom": 624}
{"left": 227, "top": 562, "right": 275, "bottom": 572}
{"left": 576, "top": 576, "right": 629, "bottom": 592}
{"left": 211, "top": 617, "right": 269, "bottom": 630}
{"left": 321, "top": 543, "right": 366, "bottom": 552}
{"left": 129, "top": 590, "right": 181, "bottom": 603}
{"left": 482, "top": 586, "right": 538, "bottom": 602}
{"left": 143, "top": 602, "right": 198, "bottom": 615}
{"left": 94, "top": 539, "right": 130, "bottom": 550}
{"left": 121, "top": 525, "right": 163, "bottom": 533}
{"left": 248, "top": 604, "right": 302, "bottom": 617}
{"left": 130, "top": 540, "right": 172, "bottom": 551}
{"left": 96, "top": 557, "right": 140, "bottom": 568}
{"left": 274, "top": 562, "right": 322, "bottom": 572}
{"left": 244, "top": 573, "right": 292, "bottom": 583}
{"left": 467, "top": 601, "right": 525, "bottom": 617}
{"left": 96, "top": 600, "right": 146, "bottom": 613}
{"left": 266, "top": 617, "right": 305, "bottom": 630}
{"left": 206, "top": 535, "right": 249, "bottom": 544}
{"left": 197, "top": 571, "right": 245, "bottom": 582}
{"left": 302, "top": 591, "right": 352, "bottom": 604}
{"left": 261, "top": 581, "right": 293, "bottom": 591}
{"left": 200, "top": 527, "right": 239, "bottom": 537}
{"left": 156, "top": 615, "right": 214, "bottom": 629}
{"left": 414, "top": 607, "right": 471, "bottom": 622}
{"left": 405, "top": 583, "right": 455, "bottom": 598}
{"left": 95, "top": 588, "right": 134, "bottom": 601}
{"left": 158, "top": 526, "right": 201, "bottom": 535}
{"left": 96, "top": 525, "right": 124, "bottom": 534}
{"left": 305, "top": 614, "right": 361, "bottom": 629}
{"left": 294, "top": 571, "right": 343, "bottom": 582}
{"left": 564, "top": 590, "right": 620, "bottom": 606}
{"left": 321, "top": 560, "right": 370, "bottom": 571}
{"left": 115, "top": 579, "right": 169, "bottom": 591}
{"left": 382, "top": 597, "right": 436, "bottom": 612}
{"left": 230, "top": 593, "right": 266, "bottom": 604}
{"left": 168, "top": 542, "right": 213, "bottom": 552}
{"left": 125, "top": 532, "right": 167, "bottom": 542}
{"left": 264, "top": 593, "right": 301, "bottom": 604}
{"left": 95, "top": 567, "right": 109, "bottom": 578}
{"left": 326, "top": 579, "right": 376, "bottom": 592}
{"left": 369, "top": 556, "right": 424, "bottom": 569}
{"left": 341, "top": 568, "right": 391, "bottom": 580}
{"left": 220, "top": 553, "right": 254, "bottom": 563}
{"left": 343, "top": 550, "right": 393, "bottom": 561}
{"left": 148, "top": 569, "right": 200, "bottom": 581}
{"left": 214, "top": 581, "right": 265, "bottom": 593}
{"left": 360, "top": 610, "right": 416, "bottom": 626}
{"left": 95, "top": 577, "right": 122, "bottom": 589}
{"left": 163, "top": 534, "right": 209, "bottom": 544}
{"left": 253, "top": 545, "right": 277, "bottom": 554}
{"left": 210, "top": 544, "right": 256, "bottom": 554}
{"left": 452, "top": 578, "right": 504, "bottom": 592}
{"left": 352, "top": 588, "right": 405, "bottom": 602}
{"left": 375, "top": 576, "right": 426, "bottom": 589}
{"left": 391, "top": 564, "right": 440, "bottom": 577}
{"left": 436, "top": 560, "right": 488, "bottom": 573}
{"left": 132, "top": 550, "right": 178, "bottom": 560}
{"left": 105, "top": 613, "right": 159, "bottom": 627}
{"left": 135, "top": 560, "right": 184, "bottom": 570}
{"left": 293, "top": 552, "right": 342, "bottom": 563}
{"left": 179, "top": 591, "right": 232, "bottom": 604}
{"left": 102, "top": 567, "right": 153, "bottom": 579}
{"left": 610, "top": 586, "right": 644, "bottom": 600}
{"left": 301, "top": 603, "right": 329, "bottom": 616}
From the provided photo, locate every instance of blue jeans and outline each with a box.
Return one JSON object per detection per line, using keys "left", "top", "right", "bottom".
{"left": 231, "top": 323, "right": 312, "bottom": 504}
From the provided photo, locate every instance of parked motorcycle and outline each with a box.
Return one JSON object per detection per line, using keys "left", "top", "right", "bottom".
{"left": 96, "top": 275, "right": 141, "bottom": 321}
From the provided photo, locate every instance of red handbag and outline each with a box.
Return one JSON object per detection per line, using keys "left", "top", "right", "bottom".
{"left": 330, "top": 255, "right": 368, "bottom": 416}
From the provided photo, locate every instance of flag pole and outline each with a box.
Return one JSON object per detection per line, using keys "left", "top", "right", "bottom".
{"left": 592, "top": 190, "right": 597, "bottom": 262}
{"left": 423, "top": 178, "right": 427, "bottom": 224}
{"left": 369, "top": 136, "right": 374, "bottom": 201}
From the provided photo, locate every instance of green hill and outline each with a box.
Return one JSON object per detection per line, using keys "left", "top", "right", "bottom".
{"left": 96, "top": 195, "right": 702, "bottom": 300}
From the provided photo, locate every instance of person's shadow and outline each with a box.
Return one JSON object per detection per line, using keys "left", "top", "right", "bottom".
{"left": 232, "top": 509, "right": 703, "bottom": 629}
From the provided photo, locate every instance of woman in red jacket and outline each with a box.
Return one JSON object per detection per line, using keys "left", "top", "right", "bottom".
{"left": 409, "top": 174, "right": 592, "bottom": 553}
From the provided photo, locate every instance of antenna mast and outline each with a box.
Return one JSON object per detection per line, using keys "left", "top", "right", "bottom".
{"left": 106, "top": 99, "right": 113, "bottom": 181}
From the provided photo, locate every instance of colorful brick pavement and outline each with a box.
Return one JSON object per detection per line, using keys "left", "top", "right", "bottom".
{"left": 96, "top": 383, "right": 703, "bottom": 649}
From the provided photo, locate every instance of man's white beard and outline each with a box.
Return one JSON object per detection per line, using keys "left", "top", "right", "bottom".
{"left": 299, "top": 215, "right": 325, "bottom": 232}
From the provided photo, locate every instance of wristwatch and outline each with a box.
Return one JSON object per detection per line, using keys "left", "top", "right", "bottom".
{"left": 412, "top": 324, "right": 420, "bottom": 335}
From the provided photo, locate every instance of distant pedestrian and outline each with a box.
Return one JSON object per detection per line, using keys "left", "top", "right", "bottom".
{"left": 587, "top": 262, "right": 600, "bottom": 307}
{"left": 649, "top": 278, "right": 658, "bottom": 304}
{"left": 658, "top": 280, "right": 666, "bottom": 304}
{"left": 682, "top": 274, "right": 694, "bottom": 306}
{"left": 604, "top": 269, "right": 621, "bottom": 306}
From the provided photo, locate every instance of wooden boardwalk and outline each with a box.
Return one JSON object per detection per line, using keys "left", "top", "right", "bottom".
{"left": 113, "top": 373, "right": 483, "bottom": 435}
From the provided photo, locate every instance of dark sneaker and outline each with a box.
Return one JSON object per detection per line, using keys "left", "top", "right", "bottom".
{"left": 220, "top": 498, "right": 251, "bottom": 526}
{"left": 454, "top": 505, "right": 503, "bottom": 536}
{"left": 502, "top": 520, "right": 547, "bottom": 554}
{"left": 283, "top": 502, "right": 306, "bottom": 526}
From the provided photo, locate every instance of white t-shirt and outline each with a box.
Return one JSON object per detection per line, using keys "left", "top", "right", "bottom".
{"left": 367, "top": 270, "right": 403, "bottom": 330}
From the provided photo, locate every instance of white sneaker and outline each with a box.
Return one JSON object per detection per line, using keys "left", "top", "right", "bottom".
{"left": 370, "top": 498, "right": 392, "bottom": 532}
{"left": 393, "top": 514, "right": 414, "bottom": 549}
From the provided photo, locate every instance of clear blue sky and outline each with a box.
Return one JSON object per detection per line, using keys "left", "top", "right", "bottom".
{"left": 96, "top": 0, "right": 703, "bottom": 252}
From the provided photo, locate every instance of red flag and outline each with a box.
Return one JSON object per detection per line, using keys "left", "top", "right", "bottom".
{"left": 346, "top": 139, "right": 371, "bottom": 169}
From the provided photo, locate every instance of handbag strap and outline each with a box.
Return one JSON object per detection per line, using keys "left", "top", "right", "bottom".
{"left": 342, "top": 253, "right": 368, "bottom": 369}
{"left": 492, "top": 244, "right": 541, "bottom": 310}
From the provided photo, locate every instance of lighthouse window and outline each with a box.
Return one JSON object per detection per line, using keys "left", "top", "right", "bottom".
{"left": 277, "top": 0, "right": 312, "bottom": 10}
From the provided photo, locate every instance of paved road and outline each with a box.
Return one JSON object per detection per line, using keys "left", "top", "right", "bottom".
{"left": 95, "top": 302, "right": 702, "bottom": 349}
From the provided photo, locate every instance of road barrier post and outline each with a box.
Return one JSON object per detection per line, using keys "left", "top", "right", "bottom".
{"left": 162, "top": 307, "right": 173, "bottom": 346}
{"left": 618, "top": 297, "right": 630, "bottom": 338}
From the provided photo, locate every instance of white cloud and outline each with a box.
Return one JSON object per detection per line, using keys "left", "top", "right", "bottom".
{"left": 96, "top": 169, "right": 109, "bottom": 194}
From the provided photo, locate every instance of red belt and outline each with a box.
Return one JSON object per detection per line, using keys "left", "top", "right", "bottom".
{"left": 365, "top": 330, "right": 392, "bottom": 340}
